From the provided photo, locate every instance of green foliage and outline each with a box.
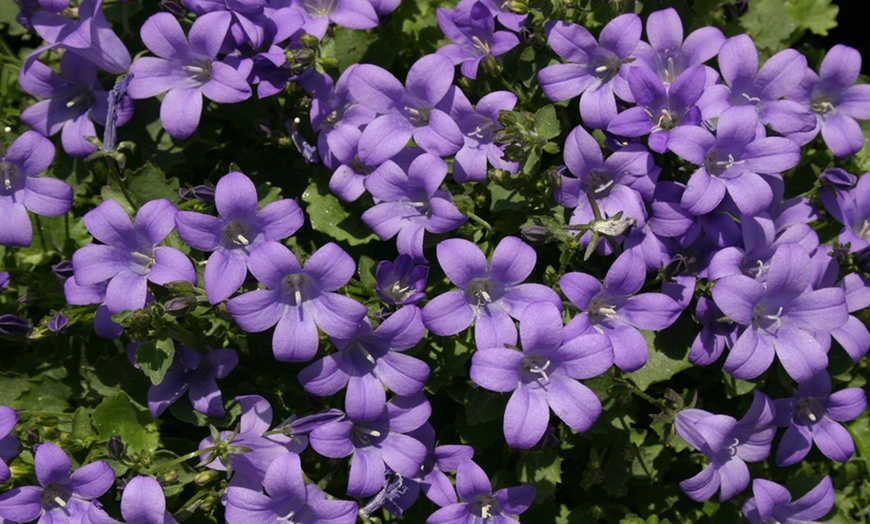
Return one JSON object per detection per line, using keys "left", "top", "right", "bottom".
{"left": 301, "top": 179, "right": 378, "bottom": 245}
{"left": 92, "top": 392, "right": 161, "bottom": 455}
{"left": 135, "top": 339, "right": 176, "bottom": 386}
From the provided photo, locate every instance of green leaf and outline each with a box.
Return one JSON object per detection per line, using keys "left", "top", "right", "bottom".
{"left": 136, "top": 339, "right": 176, "bottom": 386}
{"left": 739, "top": 0, "right": 799, "bottom": 53}
{"left": 15, "top": 376, "right": 71, "bottom": 412}
{"left": 71, "top": 407, "right": 93, "bottom": 440}
{"left": 786, "top": 0, "right": 838, "bottom": 36}
{"left": 92, "top": 392, "right": 160, "bottom": 455}
{"left": 126, "top": 163, "right": 182, "bottom": 205}
{"left": 517, "top": 450, "right": 563, "bottom": 502}
{"left": 301, "top": 180, "right": 377, "bottom": 245}
{"left": 626, "top": 315, "right": 695, "bottom": 391}
{"left": 0, "top": 374, "right": 29, "bottom": 406}
{"left": 535, "top": 105, "right": 561, "bottom": 140}
{"left": 357, "top": 255, "right": 377, "bottom": 289}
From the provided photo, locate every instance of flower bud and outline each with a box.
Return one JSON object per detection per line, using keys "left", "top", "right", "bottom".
{"left": 107, "top": 436, "right": 126, "bottom": 461}
{"left": 51, "top": 260, "right": 74, "bottom": 281}
{"left": 0, "top": 314, "right": 31, "bottom": 335}
{"left": 47, "top": 313, "right": 69, "bottom": 334}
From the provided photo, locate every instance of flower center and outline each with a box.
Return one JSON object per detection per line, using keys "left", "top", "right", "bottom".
{"left": 0, "top": 161, "right": 20, "bottom": 194}
{"left": 795, "top": 397, "right": 825, "bottom": 425}
{"left": 403, "top": 104, "right": 431, "bottom": 125}
{"left": 223, "top": 219, "right": 251, "bottom": 247}
{"left": 130, "top": 249, "right": 155, "bottom": 272}
{"left": 704, "top": 150, "right": 745, "bottom": 177}
{"left": 40, "top": 484, "right": 69, "bottom": 509}
{"left": 753, "top": 304, "right": 784, "bottom": 332}
{"left": 183, "top": 60, "right": 212, "bottom": 83}
{"left": 284, "top": 274, "right": 306, "bottom": 305}
{"left": 467, "top": 278, "right": 495, "bottom": 307}
{"left": 588, "top": 295, "right": 617, "bottom": 322}
{"left": 473, "top": 494, "right": 496, "bottom": 519}
{"left": 471, "top": 35, "right": 491, "bottom": 55}
{"left": 522, "top": 354, "right": 552, "bottom": 383}
{"left": 726, "top": 437, "right": 740, "bottom": 456}
{"left": 592, "top": 52, "right": 624, "bottom": 83}
{"left": 652, "top": 108, "right": 679, "bottom": 131}
{"left": 352, "top": 425, "right": 383, "bottom": 446}
{"left": 583, "top": 169, "right": 616, "bottom": 197}
{"left": 856, "top": 219, "right": 870, "bottom": 240}
{"left": 811, "top": 96, "right": 835, "bottom": 114}
{"left": 303, "top": 0, "right": 336, "bottom": 17}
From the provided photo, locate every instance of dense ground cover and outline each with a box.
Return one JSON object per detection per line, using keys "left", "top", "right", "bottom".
{"left": 0, "top": 0, "right": 868, "bottom": 522}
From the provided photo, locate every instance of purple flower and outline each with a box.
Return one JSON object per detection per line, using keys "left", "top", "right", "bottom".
{"left": 773, "top": 372, "right": 867, "bottom": 466}
{"left": 127, "top": 12, "right": 251, "bottom": 139}
{"left": 560, "top": 250, "right": 683, "bottom": 372}
{"left": 199, "top": 395, "right": 304, "bottom": 488}
{"left": 86, "top": 476, "right": 178, "bottom": 524}
{"left": 63, "top": 278, "right": 123, "bottom": 339}
{"left": 309, "top": 394, "right": 430, "bottom": 497}
{"left": 0, "top": 407, "right": 18, "bottom": 484}
{"left": 675, "top": 391, "right": 776, "bottom": 502}
{"left": 470, "top": 301, "right": 612, "bottom": 448}
{"left": 0, "top": 442, "right": 114, "bottom": 523}
{"left": 537, "top": 14, "right": 642, "bottom": 128}
{"left": 0, "top": 272, "right": 9, "bottom": 290}
{"left": 19, "top": 54, "right": 134, "bottom": 157}
{"left": 47, "top": 313, "right": 69, "bottom": 333}
{"left": 128, "top": 343, "right": 239, "bottom": 419}
{"left": 298, "top": 305, "right": 428, "bottom": 421}
{"left": 71, "top": 198, "right": 197, "bottom": 316}
{"left": 402, "top": 424, "right": 474, "bottom": 509}
{"left": 28, "top": 0, "right": 131, "bottom": 75}
{"left": 348, "top": 54, "right": 464, "bottom": 163}
{"left": 820, "top": 170, "right": 870, "bottom": 253}
{"left": 742, "top": 476, "right": 834, "bottom": 524}
{"left": 375, "top": 255, "right": 428, "bottom": 306}
{"left": 0, "top": 130, "right": 71, "bottom": 248}
{"left": 226, "top": 241, "right": 367, "bottom": 362}
{"left": 291, "top": 0, "right": 379, "bottom": 37}
{"left": 422, "top": 236, "right": 562, "bottom": 351}
{"left": 361, "top": 153, "right": 468, "bottom": 262}
{"left": 810, "top": 246, "right": 870, "bottom": 362}
{"left": 667, "top": 106, "right": 800, "bottom": 216}
{"left": 634, "top": 7, "right": 724, "bottom": 85}
{"left": 786, "top": 45, "right": 870, "bottom": 156}
{"left": 436, "top": 1, "right": 519, "bottom": 80}
{"left": 711, "top": 243, "right": 848, "bottom": 382}
{"left": 554, "top": 124, "right": 658, "bottom": 240}
{"left": 175, "top": 171, "right": 304, "bottom": 304}
{"left": 699, "top": 34, "right": 815, "bottom": 134}
{"left": 607, "top": 64, "right": 706, "bottom": 153}
{"left": 426, "top": 460, "right": 535, "bottom": 524}
{"left": 448, "top": 88, "right": 519, "bottom": 183}
{"left": 225, "top": 452, "right": 358, "bottom": 524}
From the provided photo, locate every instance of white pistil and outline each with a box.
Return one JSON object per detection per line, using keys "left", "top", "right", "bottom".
{"left": 808, "top": 412, "right": 817, "bottom": 422}
{"left": 480, "top": 503, "right": 492, "bottom": 519}
{"left": 594, "top": 65, "right": 609, "bottom": 73}
{"left": 130, "top": 251, "right": 154, "bottom": 266}
{"left": 527, "top": 359, "right": 551, "bottom": 382}
{"left": 857, "top": 219, "right": 870, "bottom": 240}
{"left": 234, "top": 234, "right": 249, "bottom": 246}
{"left": 763, "top": 306, "right": 784, "bottom": 329}
{"left": 357, "top": 427, "right": 382, "bottom": 438}
{"left": 54, "top": 496, "right": 67, "bottom": 508}
{"left": 715, "top": 153, "right": 744, "bottom": 169}
{"left": 594, "top": 178, "right": 615, "bottom": 194}
{"left": 358, "top": 344, "right": 376, "bottom": 364}
{"left": 741, "top": 92, "right": 761, "bottom": 104}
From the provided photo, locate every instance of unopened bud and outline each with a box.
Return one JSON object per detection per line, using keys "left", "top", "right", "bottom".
{"left": 107, "top": 436, "right": 126, "bottom": 461}
{"left": 0, "top": 314, "right": 31, "bottom": 336}
{"left": 47, "top": 313, "right": 69, "bottom": 334}
{"left": 163, "top": 295, "right": 197, "bottom": 316}
{"left": 51, "top": 261, "right": 75, "bottom": 281}
{"left": 194, "top": 470, "right": 219, "bottom": 486}
{"left": 521, "top": 225, "right": 553, "bottom": 244}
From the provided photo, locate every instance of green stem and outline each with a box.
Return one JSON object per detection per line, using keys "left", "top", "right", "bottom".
{"left": 20, "top": 410, "right": 75, "bottom": 418}
{"left": 33, "top": 215, "right": 49, "bottom": 254}
{"left": 465, "top": 210, "right": 494, "bottom": 233}
{"left": 105, "top": 157, "right": 137, "bottom": 209}
{"left": 143, "top": 445, "right": 221, "bottom": 475}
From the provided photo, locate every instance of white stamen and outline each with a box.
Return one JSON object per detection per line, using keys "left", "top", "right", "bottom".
{"left": 234, "top": 234, "right": 249, "bottom": 246}
{"left": 595, "top": 65, "right": 609, "bottom": 73}
{"left": 762, "top": 306, "right": 784, "bottom": 329}
{"left": 808, "top": 412, "right": 817, "bottom": 422}
{"left": 54, "top": 497, "right": 66, "bottom": 508}
{"left": 741, "top": 92, "right": 761, "bottom": 104}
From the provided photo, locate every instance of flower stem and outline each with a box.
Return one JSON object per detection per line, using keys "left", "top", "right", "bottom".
{"left": 143, "top": 445, "right": 221, "bottom": 475}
